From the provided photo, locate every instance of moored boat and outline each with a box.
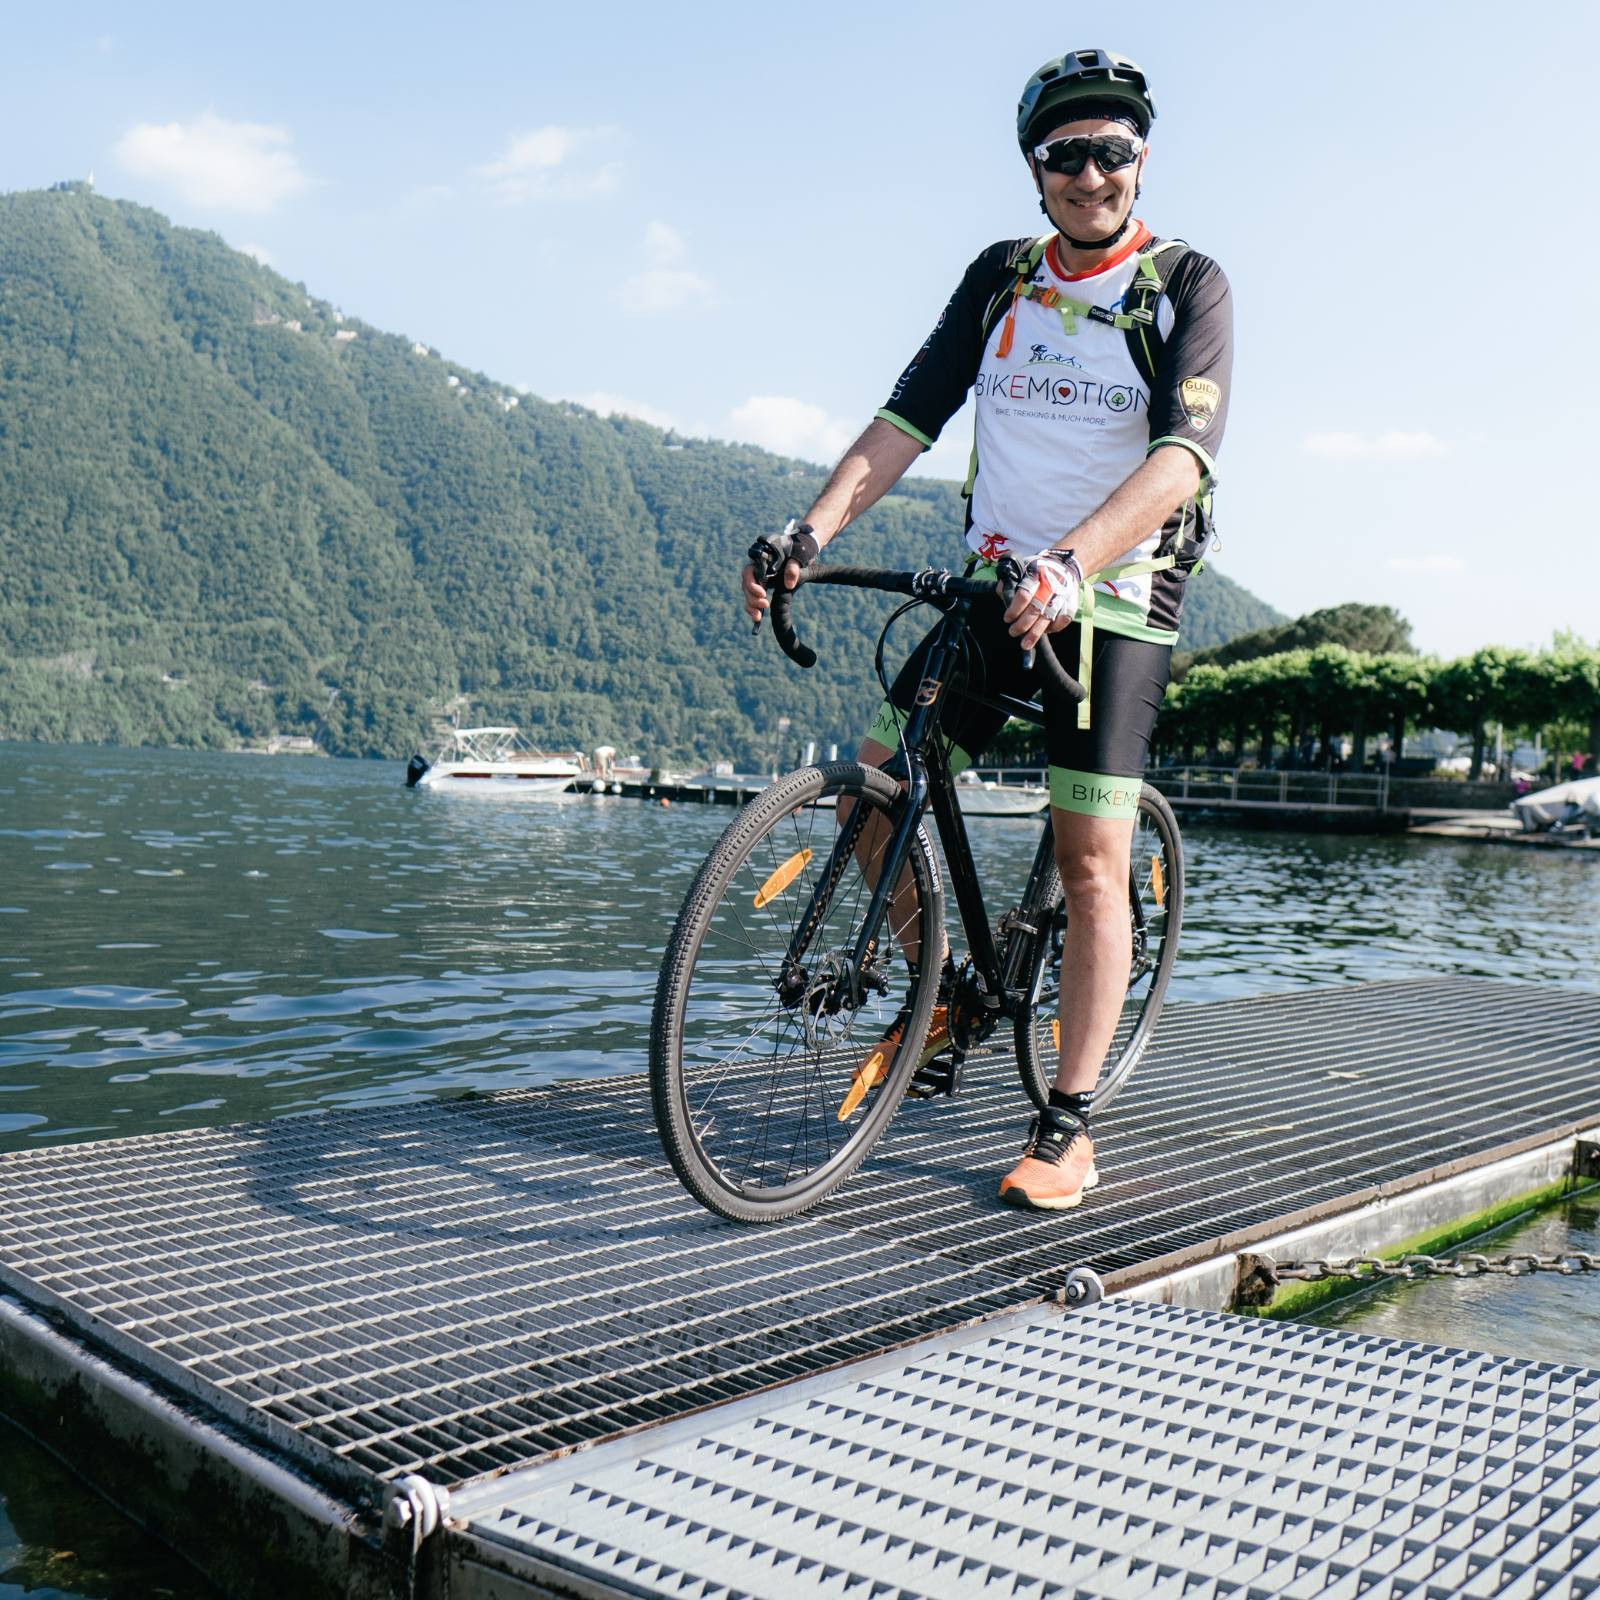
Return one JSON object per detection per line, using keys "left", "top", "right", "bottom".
{"left": 955, "top": 770, "right": 1050, "bottom": 816}
{"left": 807, "top": 770, "right": 1049, "bottom": 816}
{"left": 405, "top": 727, "right": 582, "bottom": 796}
{"left": 1511, "top": 775, "right": 1600, "bottom": 833}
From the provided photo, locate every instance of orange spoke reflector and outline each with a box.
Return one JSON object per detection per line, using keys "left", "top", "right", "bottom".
{"left": 838, "top": 1049, "right": 888, "bottom": 1122}
{"left": 753, "top": 848, "right": 812, "bottom": 909}
{"left": 1050, "top": 1018, "right": 1061, "bottom": 1054}
{"left": 1151, "top": 854, "right": 1166, "bottom": 909}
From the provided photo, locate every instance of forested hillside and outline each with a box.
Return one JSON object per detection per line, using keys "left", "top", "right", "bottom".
{"left": 0, "top": 187, "right": 1283, "bottom": 762}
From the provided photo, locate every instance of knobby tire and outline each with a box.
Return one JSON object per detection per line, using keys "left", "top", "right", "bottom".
{"left": 651, "top": 762, "right": 944, "bottom": 1222}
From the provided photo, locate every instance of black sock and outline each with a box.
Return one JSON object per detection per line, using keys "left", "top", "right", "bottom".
{"left": 1047, "top": 1088, "right": 1093, "bottom": 1128}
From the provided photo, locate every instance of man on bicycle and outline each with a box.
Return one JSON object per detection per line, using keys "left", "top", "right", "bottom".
{"left": 743, "top": 48, "right": 1231, "bottom": 1211}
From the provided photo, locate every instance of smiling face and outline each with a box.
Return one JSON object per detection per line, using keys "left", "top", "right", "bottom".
{"left": 1031, "top": 116, "right": 1146, "bottom": 244}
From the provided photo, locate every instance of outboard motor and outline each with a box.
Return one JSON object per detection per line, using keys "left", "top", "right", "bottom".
{"left": 404, "top": 754, "right": 430, "bottom": 789}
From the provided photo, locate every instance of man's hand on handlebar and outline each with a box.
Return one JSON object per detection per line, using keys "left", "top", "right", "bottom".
{"left": 743, "top": 520, "right": 821, "bottom": 627}
{"left": 1001, "top": 550, "right": 1082, "bottom": 654}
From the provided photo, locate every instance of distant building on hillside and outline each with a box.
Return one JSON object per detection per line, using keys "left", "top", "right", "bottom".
{"left": 412, "top": 342, "right": 429, "bottom": 356}
{"left": 333, "top": 329, "right": 357, "bottom": 343}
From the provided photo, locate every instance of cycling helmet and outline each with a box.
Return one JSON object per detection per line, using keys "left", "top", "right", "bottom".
{"left": 1017, "top": 49, "right": 1156, "bottom": 149}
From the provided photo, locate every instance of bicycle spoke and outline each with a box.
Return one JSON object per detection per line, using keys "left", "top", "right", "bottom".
{"left": 658, "top": 769, "right": 935, "bottom": 1210}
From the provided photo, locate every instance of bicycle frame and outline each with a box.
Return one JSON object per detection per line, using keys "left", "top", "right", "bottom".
{"left": 782, "top": 597, "right": 1058, "bottom": 1023}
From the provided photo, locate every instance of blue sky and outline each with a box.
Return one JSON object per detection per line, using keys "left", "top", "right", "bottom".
{"left": 4, "top": 0, "right": 1598, "bottom": 657}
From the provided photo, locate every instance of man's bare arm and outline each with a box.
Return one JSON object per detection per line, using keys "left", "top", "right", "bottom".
{"left": 1003, "top": 445, "right": 1203, "bottom": 650}
{"left": 800, "top": 417, "right": 927, "bottom": 541}
{"left": 742, "top": 418, "right": 926, "bottom": 623}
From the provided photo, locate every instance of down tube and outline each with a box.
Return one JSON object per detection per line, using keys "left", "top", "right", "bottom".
{"left": 925, "top": 740, "right": 1005, "bottom": 991}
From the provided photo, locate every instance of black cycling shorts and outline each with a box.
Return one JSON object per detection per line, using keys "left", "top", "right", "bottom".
{"left": 866, "top": 595, "right": 1171, "bottom": 819}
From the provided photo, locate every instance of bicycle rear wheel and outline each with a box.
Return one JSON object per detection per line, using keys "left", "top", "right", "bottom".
{"left": 1016, "top": 785, "right": 1184, "bottom": 1113}
{"left": 651, "top": 762, "right": 943, "bottom": 1222}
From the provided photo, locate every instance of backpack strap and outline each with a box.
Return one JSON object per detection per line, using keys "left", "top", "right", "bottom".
{"left": 1121, "top": 236, "right": 1187, "bottom": 386}
{"left": 968, "top": 235, "right": 1054, "bottom": 495}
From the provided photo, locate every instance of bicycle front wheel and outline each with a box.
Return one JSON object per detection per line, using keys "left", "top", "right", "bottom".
{"left": 1016, "top": 785, "right": 1184, "bottom": 1113}
{"left": 651, "top": 762, "right": 943, "bottom": 1222}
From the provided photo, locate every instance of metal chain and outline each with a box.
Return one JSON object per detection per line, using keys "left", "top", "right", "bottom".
{"left": 1271, "top": 1251, "right": 1600, "bottom": 1283}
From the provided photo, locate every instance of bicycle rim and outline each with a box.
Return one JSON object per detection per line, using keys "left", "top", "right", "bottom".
{"left": 1016, "top": 785, "right": 1184, "bottom": 1112}
{"left": 651, "top": 763, "right": 942, "bottom": 1222}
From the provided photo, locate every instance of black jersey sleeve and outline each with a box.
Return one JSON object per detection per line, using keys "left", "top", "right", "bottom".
{"left": 876, "top": 240, "right": 1023, "bottom": 449}
{"left": 1145, "top": 251, "right": 1233, "bottom": 480}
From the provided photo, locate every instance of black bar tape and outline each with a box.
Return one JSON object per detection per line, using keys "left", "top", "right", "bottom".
{"left": 769, "top": 586, "right": 817, "bottom": 669}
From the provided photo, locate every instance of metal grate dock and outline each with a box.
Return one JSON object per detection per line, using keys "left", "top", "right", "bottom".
{"left": 457, "top": 1298, "right": 1600, "bottom": 1600}
{"left": 1, "top": 977, "right": 1598, "bottom": 1501}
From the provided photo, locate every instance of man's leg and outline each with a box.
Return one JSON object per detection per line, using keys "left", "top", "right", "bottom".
{"left": 997, "top": 799, "right": 1134, "bottom": 1209}
{"left": 1047, "top": 806, "right": 1135, "bottom": 1094}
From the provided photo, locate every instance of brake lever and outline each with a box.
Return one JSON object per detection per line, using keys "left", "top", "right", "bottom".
{"left": 748, "top": 536, "right": 783, "bottom": 634}
{"left": 992, "top": 556, "right": 1036, "bottom": 669}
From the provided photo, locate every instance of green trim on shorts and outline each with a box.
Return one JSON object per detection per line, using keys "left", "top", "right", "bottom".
{"left": 866, "top": 700, "right": 970, "bottom": 774}
{"left": 874, "top": 408, "right": 935, "bottom": 449}
{"left": 972, "top": 558, "right": 1176, "bottom": 648}
{"left": 1048, "top": 767, "right": 1142, "bottom": 819}
{"left": 1087, "top": 591, "right": 1181, "bottom": 646}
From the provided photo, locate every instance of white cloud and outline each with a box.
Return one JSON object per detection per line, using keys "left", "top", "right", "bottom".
{"left": 238, "top": 242, "right": 271, "bottom": 265}
{"left": 728, "top": 396, "right": 854, "bottom": 463}
{"left": 476, "top": 125, "right": 619, "bottom": 203}
{"left": 561, "top": 387, "right": 853, "bottom": 465}
{"left": 572, "top": 391, "right": 685, "bottom": 432}
{"left": 1301, "top": 430, "right": 1449, "bottom": 461}
{"left": 619, "top": 222, "right": 714, "bottom": 316}
{"left": 114, "top": 113, "right": 310, "bottom": 214}
{"left": 1386, "top": 555, "right": 1466, "bottom": 573}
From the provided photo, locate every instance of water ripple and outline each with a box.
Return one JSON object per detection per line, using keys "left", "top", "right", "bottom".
{"left": 0, "top": 741, "right": 1595, "bottom": 1151}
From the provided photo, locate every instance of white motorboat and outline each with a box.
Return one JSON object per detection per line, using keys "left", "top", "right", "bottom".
{"left": 1511, "top": 775, "right": 1600, "bottom": 832}
{"left": 405, "top": 727, "right": 582, "bottom": 796}
{"left": 955, "top": 770, "right": 1050, "bottom": 816}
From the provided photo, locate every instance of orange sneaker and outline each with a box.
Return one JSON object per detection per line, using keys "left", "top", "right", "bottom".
{"left": 998, "top": 1110, "right": 1098, "bottom": 1210}
{"left": 837, "top": 1005, "right": 950, "bottom": 1121}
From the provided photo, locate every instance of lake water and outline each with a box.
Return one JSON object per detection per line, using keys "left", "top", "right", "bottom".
{"left": 3, "top": 743, "right": 1595, "bottom": 1151}
{"left": 1, "top": 741, "right": 1597, "bottom": 1598}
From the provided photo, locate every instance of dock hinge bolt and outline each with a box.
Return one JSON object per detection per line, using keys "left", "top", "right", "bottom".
{"left": 384, "top": 1475, "right": 451, "bottom": 1554}
{"left": 1233, "top": 1253, "right": 1281, "bottom": 1308}
{"left": 1575, "top": 1137, "right": 1600, "bottom": 1182}
{"left": 1060, "top": 1267, "right": 1105, "bottom": 1309}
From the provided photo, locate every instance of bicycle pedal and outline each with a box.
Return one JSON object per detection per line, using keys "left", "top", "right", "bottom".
{"left": 907, "top": 1051, "right": 966, "bottom": 1100}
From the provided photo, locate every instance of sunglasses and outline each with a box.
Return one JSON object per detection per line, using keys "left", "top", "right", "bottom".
{"left": 1032, "top": 134, "right": 1144, "bottom": 177}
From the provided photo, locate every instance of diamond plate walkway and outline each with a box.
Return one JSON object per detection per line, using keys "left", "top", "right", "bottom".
{"left": 454, "top": 1298, "right": 1600, "bottom": 1600}
{"left": 2, "top": 977, "right": 1599, "bottom": 1598}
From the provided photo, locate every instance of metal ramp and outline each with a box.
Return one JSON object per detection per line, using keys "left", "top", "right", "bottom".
{"left": 1, "top": 977, "right": 1598, "bottom": 1598}
{"left": 451, "top": 1297, "right": 1600, "bottom": 1599}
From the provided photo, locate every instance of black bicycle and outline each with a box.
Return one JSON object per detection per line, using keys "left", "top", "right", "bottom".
{"left": 649, "top": 554, "right": 1183, "bottom": 1222}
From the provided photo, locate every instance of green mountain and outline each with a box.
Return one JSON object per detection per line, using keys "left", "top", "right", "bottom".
{"left": 0, "top": 187, "right": 1284, "bottom": 763}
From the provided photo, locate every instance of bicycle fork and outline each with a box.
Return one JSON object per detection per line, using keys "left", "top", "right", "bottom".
{"left": 776, "top": 760, "right": 935, "bottom": 1021}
